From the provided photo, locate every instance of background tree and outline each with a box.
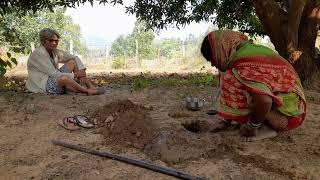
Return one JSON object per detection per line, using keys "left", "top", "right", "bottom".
{"left": 155, "top": 35, "right": 202, "bottom": 59}
{"left": 110, "top": 21, "right": 155, "bottom": 59}
{"left": 184, "top": 34, "right": 204, "bottom": 57}
{"left": 0, "top": 1, "right": 65, "bottom": 15}
{"left": 110, "top": 35, "right": 130, "bottom": 58}
{"left": 157, "top": 38, "right": 183, "bottom": 59}
{"left": 0, "top": 7, "right": 86, "bottom": 54}
{"left": 131, "top": 21, "right": 156, "bottom": 59}
{"left": 0, "top": 6, "right": 86, "bottom": 75}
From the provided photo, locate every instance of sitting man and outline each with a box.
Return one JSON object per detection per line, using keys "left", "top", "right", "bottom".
{"left": 26, "top": 28, "right": 105, "bottom": 95}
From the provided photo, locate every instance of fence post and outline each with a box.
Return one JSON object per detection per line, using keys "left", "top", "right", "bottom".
{"left": 30, "top": 42, "right": 35, "bottom": 52}
{"left": 182, "top": 41, "right": 186, "bottom": 58}
{"left": 135, "top": 39, "right": 141, "bottom": 67}
{"left": 69, "top": 39, "right": 73, "bottom": 54}
{"left": 105, "top": 44, "right": 109, "bottom": 58}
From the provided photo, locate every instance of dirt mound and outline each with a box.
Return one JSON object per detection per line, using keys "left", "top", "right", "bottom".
{"left": 143, "top": 129, "right": 238, "bottom": 164}
{"left": 92, "top": 102, "right": 238, "bottom": 164}
{"left": 91, "top": 99, "right": 155, "bottom": 149}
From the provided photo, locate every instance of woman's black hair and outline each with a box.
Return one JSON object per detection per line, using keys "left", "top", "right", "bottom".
{"left": 200, "top": 35, "right": 212, "bottom": 62}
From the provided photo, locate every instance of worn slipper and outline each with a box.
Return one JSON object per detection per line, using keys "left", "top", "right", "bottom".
{"left": 73, "top": 115, "right": 94, "bottom": 128}
{"left": 59, "top": 117, "right": 80, "bottom": 131}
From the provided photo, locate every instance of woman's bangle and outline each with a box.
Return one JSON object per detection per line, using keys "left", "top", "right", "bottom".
{"left": 247, "top": 121, "right": 262, "bottom": 129}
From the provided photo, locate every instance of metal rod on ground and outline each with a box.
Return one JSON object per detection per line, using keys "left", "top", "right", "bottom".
{"left": 51, "top": 140, "right": 206, "bottom": 180}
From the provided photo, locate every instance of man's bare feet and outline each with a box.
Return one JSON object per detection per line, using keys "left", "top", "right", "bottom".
{"left": 209, "top": 120, "right": 231, "bottom": 132}
{"left": 241, "top": 125, "right": 278, "bottom": 142}
{"left": 86, "top": 87, "right": 106, "bottom": 95}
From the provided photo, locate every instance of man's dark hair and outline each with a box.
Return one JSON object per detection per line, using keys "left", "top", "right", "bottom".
{"left": 200, "top": 35, "right": 212, "bottom": 62}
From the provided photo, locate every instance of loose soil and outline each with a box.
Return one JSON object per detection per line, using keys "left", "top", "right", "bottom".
{"left": 1, "top": 82, "right": 320, "bottom": 180}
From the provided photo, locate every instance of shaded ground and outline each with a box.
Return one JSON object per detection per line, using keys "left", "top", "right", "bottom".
{"left": 0, "top": 79, "right": 320, "bottom": 180}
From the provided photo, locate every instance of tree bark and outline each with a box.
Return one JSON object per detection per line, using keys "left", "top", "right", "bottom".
{"left": 287, "top": 0, "right": 305, "bottom": 54}
{"left": 293, "top": 0, "right": 320, "bottom": 86}
{"left": 251, "top": 0, "right": 287, "bottom": 56}
{"left": 251, "top": 0, "right": 320, "bottom": 87}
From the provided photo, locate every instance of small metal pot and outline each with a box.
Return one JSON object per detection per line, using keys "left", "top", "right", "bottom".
{"left": 185, "top": 97, "right": 205, "bottom": 111}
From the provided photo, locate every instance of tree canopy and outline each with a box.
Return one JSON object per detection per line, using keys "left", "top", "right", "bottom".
{"left": 0, "top": 7, "right": 86, "bottom": 54}
{"left": 110, "top": 20, "right": 204, "bottom": 60}
{"left": 110, "top": 21, "right": 155, "bottom": 59}
{"left": 0, "top": 0, "right": 263, "bottom": 35}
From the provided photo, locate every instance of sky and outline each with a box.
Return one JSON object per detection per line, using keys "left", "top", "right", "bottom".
{"left": 65, "top": 2, "right": 212, "bottom": 49}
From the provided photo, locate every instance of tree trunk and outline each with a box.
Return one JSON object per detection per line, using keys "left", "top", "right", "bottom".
{"left": 251, "top": 0, "right": 287, "bottom": 55}
{"left": 291, "top": 0, "right": 320, "bottom": 87}
{"left": 251, "top": 0, "right": 320, "bottom": 87}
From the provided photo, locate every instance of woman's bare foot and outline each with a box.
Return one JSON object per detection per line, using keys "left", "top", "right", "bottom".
{"left": 209, "top": 120, "right": 231, "bottom": 132}
{"left": 241, "top": 125, "right": 278, "bottom": 142}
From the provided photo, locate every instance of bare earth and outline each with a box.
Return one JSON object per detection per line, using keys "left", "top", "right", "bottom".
{"left": 1, "top": 83, "right": 320, "bottom": 180}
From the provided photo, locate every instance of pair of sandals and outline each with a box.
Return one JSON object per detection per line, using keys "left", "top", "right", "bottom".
{"left": 59, "top": 115, "right": 94, "bottom": 130}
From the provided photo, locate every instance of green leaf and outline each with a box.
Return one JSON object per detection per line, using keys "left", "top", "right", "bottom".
{"left": 11, "top": 58, "right": 17, "bottom": 65}
{"left": 6, "top": 61, "right": 12, "bottom": 68}
{"left": 6, "top": 52, "right": 11, "bottom": 58}
{"left": 0, "top": 58, "right": 6, "bottom": 66}
{"left": 0, "top": 66, "right": 6, "bottom": 76}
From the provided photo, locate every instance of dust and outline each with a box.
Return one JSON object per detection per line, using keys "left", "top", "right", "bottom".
{"left": 168, "top": 111, "right": 191, "bottom": 118}
{"left": 143, "top": 129, "right": 238, "bottom": 164}
{"left": 231, "top": 153, "right": 308, "bottom": 179}
{"left": 90, "top": 100, "right": 239, "bottom": 164}
{"left": 1, "top": 84, "right": 320, "bottom": 179}
{"left": 91, "top": 99, "right": 156, "bottom": 149}
{"left": 91, "top": 101, "right": 241, "bottom": 164}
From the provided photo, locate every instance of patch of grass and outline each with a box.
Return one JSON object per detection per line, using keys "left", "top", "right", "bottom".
{"left": 21, "top": 103, "right": 43, "bottom": 114}
{"left": 133, "top": 73, "right": 217, "bottom": 90}
{"left": 189, "top": 74, "right": 216, "bottom": 86}
{"left": 0, "top": 91, "right": 44, "bottom": 114}
{"left": 112, "top": 58, "right": 125, "bottom": 69}
{"left": 133, "top": 76, "right": 153, "bottom": 90}
{"left": 0, "top": 90, "right": 48, "bottom": 106}
{"left": 0, "top": 77, "right": 20, "bottom": 91}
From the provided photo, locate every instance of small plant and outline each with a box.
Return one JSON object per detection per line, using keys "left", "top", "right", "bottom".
{"left": 0, "top": 50, "right": 18, "bottom": 76}
{"left": 133, "top": 72, "right": 153, "bottom": 90}
{"left": 112, "top": 58, "right": 125, "bottom": 69}
{"left": 133, "top": 73, "right": 217, "bottom": 91}
{"left": 189, "top": 74, "right": 216, "bottom": 86}
{"left": 0, "top": 77, "right": 20, "bottom": 91}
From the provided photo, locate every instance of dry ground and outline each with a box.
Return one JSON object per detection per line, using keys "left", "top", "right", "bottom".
{"left": 0, "top": 83, "right": 320, "bottom": 180}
